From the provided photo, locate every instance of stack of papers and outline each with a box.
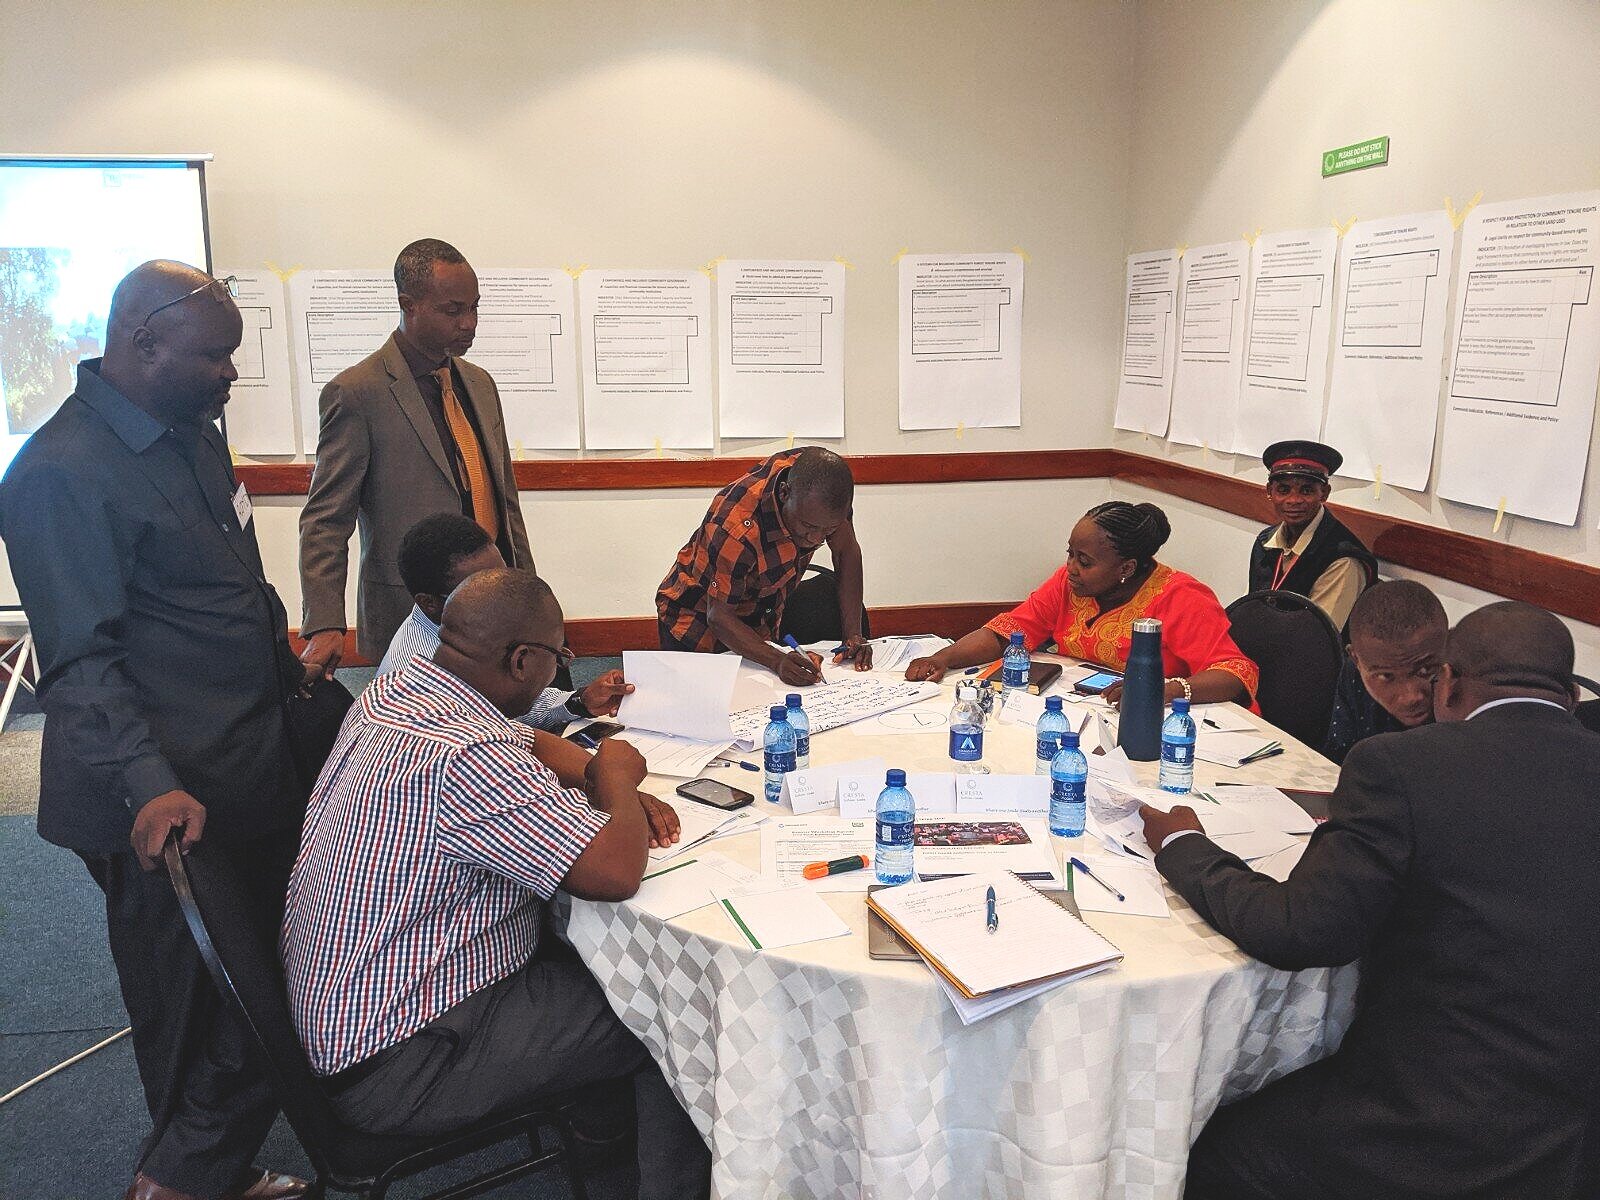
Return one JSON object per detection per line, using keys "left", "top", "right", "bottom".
{"left": 862, "top": 635, "right": 954, "bottom": 675}
{"left": 719, "top": 886, "right": 852, "bottom": 951}
{"left": 1195, "top": 730, "right": 1282, "bottom": 767}
{"left": 628, "top": 853, "right": 765, "bottom": 920}
{"left": 912, "top": 816, "right": 1063, "bottom": 885}
{"left": 612, "top": 728, "right": 731, "bottom": 778}
{"left": 728, "top": 678, "right": 941, "bottom": 748}
{"left": 650, "top": 801, "right": 766, "bottom": 863}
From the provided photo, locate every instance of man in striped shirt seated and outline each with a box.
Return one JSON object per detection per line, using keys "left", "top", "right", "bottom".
{"left": 378, "top": 511, "right": 632, "bottom": 727}
{"left": 282, "top": 568, "right": 708, "bottom": 1198}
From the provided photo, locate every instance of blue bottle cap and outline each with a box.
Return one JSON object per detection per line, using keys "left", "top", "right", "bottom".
{"left": 885, "top": 768, "right": 906, "bottom": 787}
{"left": 1044, "top": 695, "right": 1063, "bottom": 712}
{"left": 769, "top": 705, "right": 788, "bottom": 721}
{"left": 786, "top": 693, "right": 802, "bottom": 707}
{"left": 1009, "top": 631, "right": 1024, "bottom": 645}
{"left": 1057, "top": 730, "right": 1080, "bottom": 749}
{"left": 1172, "top": 698, "right": 1190, "bottom": 712}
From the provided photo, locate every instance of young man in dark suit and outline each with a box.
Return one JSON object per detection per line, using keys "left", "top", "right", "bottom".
{"left": 1142, "top": 601, "right": 1599, "bottom": 1200}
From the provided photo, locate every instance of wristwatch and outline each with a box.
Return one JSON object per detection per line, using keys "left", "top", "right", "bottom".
{"left": 564, "top": 692, "right": 591, "bottom": 718}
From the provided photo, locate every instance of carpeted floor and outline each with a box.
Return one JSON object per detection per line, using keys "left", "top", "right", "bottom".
{"left": 0, "top": 659, "right": 637, "bottom": 1200}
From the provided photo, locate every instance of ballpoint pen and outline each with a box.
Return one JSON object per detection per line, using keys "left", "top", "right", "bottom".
{"left": 985, "top": 885, "right": 999, "bottom": 933}
{"left": 711, "top": 757, "right": 761, "bottom": 772}
{"left": 1201, "top": 717, "right": 1222, "bottom": 730}
{"left": 1069, "top": 856, "right": 1126, "bottom": 902}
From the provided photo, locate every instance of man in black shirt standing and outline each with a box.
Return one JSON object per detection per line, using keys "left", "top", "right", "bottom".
{"left": 0, "top": 261, "right": 308, "bottom": 1200}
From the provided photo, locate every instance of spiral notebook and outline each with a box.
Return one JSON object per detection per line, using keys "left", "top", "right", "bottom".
{"left": 865, "top": 869, "right": 1123, "bottom": 1000}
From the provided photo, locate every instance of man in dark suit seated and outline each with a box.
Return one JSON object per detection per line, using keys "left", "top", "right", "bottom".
{"left": 1321, "top": 579, "right": 1448, "bottom": 764}
{"left": 1140, "top": 601, "right": 1599, "bottom": 1200}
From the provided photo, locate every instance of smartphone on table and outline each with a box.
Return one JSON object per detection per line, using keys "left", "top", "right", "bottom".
{"left": 1072, "top": 670, "right": 1124, "bottom": 695}
{"left": 675, "top": 777, "right": 755, "bottom": 811}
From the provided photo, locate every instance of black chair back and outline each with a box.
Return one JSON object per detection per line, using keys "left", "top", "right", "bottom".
{"left": 779, "top": 564, "right": 871, "bottom": 646}
{"left": 1225, "top": 589, "right": 1344, "bottom": 748}
{"left": 1574, "top": 674, "right": 1600, "bottom": 735}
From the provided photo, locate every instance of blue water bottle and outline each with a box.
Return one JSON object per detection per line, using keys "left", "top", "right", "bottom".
{"left": 1001, "top": 631, "right": 1031, "bottom": 694}
{"left": 948, "top": 683, "right": 988, "bottom": 775}
{"left": 875, "top": 769, "right": 915, "bottom": 885}
{"left": 1159, "top": 697, "right": 1197, "bottom": 794}
{"left": 762, "top": 705, "right": 796, "bottom": 803}
{"left": 1049, "top": 729, "right": 1089, "bottom": 838}
{"left": 1035, "top": 695, "right": 1070, "bottom": 776}
{"left": 785, "top": 693, "right": 811, "bottom": 771}
{"left": 1117, "top": 617, "right": 1165, "bottom": 761}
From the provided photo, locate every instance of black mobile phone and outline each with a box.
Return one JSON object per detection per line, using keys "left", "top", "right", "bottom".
{"left": 565, "top": 721, "right": 624, "bottom": 748}
{"left": 1073, "top": 670, "right": 1124, "bottom": 695}
{"left": 675, "top": 777, "right": 754, "bottom": 811}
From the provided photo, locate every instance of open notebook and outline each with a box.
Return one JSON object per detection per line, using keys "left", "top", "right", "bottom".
{"left": 866, "top": 870, "right": 1123, "bottom": 1000}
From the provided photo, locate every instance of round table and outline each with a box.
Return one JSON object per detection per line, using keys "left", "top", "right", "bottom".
{"left": 560, "top": 667, "right": 1355, "bottom": 1200}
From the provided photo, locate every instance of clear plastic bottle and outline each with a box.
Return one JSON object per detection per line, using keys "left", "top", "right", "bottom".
{"left": 1035, "top": 694, "right": 1071, "bottom": 776}
{"left": 1158, "top": 697, "right": 1197, "bottom": 795}
{"left": 1049, "top": 729, "right": 1089, "bottom": 838}
{"left": 762, "top": 704, "right": 796, "bottom": 803}
{"left": 948, "top": 682, "right": 989, "bottom": 775}
{"left": 785, "top": 693, "right": 811, "bottom": 771}
{"left": 1001, "top": 631, "right": 1031, "bottom": 695}
{"left": 875, "top": 768, "right": 915, "bottom": 885}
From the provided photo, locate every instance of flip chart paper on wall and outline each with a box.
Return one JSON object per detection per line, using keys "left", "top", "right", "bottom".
{"left": 1322, "top": 212, "right": 1456, "bottom": 490}
{"left": 1168, "top": 241, "right": 1250, "bottom": 450}
{"left": 898, "top": 253, "right": 1024, "bottom": 431}
{"left": 1113, "top": 249, "right": 1180, "bottom": 436}
{"left": 286, "top": 270, "right": 393, "bottom": 449}
{"left": 476, "top": 269, "right": 581, "bottom": 450}
{"left": 717, "top": 260, "right": 846, "bottom": 438}
{"left": 578, "top": 269, "right": 713, "bottom": 449}
{"left": 1436, "top": 191, "right": 1600, "bottom": 525}
{"left": 1234, "top": 228, "right": 1338, "bottom": 456}
{"left": 219, "top": 269, "right": 296, "bottom": 454}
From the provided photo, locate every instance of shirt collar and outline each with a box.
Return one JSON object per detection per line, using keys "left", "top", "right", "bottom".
{"left": 400, "top": 653, "right": 515, "bottom": 726}
{"left": 1465, "top": 696, "right": 1569, "bottom": 720}
{"left": 74, "top": 358, "right": 168, "bottom": 453}
{"left": 394, "top": 327, "right": 449, "bottom": 379}
{"left": 1266, "top": 505, "right": 1325, "bottom": 555}
{"left": 409, "top": 604, "right": 441, "bottom": 638}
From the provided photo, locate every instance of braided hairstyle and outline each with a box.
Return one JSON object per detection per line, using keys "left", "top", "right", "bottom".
{"left": 1086, "top": 501, "right": 1171, "bottom": 570}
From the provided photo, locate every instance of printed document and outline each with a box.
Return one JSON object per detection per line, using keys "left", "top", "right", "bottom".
{"left": 1169, "top": 241, "right": 1250, "bottom": 449}
{"left": 219, "top": 270, "right": 296, "bottom": 454}
{"left": 1114, "top": 249, "right": 1181, "bottom": 435}
{"left": 1236, "top": 229, "right": 1338, "bottom": 455}
{"left": 898, "top": 253, "right": 1024, "bottom": 430}
{"left": 716, "top": 260, "right": 845, "bottom": 438}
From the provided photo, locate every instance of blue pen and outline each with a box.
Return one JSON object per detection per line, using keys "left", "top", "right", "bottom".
{"left": 985, "top": 885, "right": 998, "bottom": 933}
{"left": 711, "top": 757, "right": 761, "bottom": 772}
{"left": 964, "top": 666, "right": 982, "bottom": 675}
{"left": 569, "top": 730, "right": 600, "bottom": 749}
{"left": 1070, "top": 857, "right": 1125, "bottom": 902}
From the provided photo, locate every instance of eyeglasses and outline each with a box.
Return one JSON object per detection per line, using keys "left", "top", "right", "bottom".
{"left": 506, "top": 639, "right": 575, "bottom": 667}
{"left": 141, "top": 274, "right": 240, "bottom": 326}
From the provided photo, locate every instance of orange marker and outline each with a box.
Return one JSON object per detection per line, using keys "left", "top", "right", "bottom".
{"left": 802, "top": 854, "right": 870, "bottom": 880}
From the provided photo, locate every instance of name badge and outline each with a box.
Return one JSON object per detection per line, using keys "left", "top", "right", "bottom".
{"left": 232, "top": 482, "right": 253, "bottom": 529}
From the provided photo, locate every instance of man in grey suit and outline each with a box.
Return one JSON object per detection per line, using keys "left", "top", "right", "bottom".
{"left": 298, "top": 239, "right": 533, "bottom": 675}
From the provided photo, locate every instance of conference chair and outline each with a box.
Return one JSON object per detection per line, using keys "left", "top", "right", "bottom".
{"left": 779, "top": 564, "right": 871, "bottom": 646}
{"left": 1225, "top": 589, "right": 1344, "bottom": 749}
{"left": 164, "top": 838, "right": 590, "bottom": 1200}
{"left": 1574, "top": 675, "right": 1600, "bottom": 735}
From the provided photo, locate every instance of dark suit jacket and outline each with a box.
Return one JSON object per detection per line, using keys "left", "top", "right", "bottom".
{"left": 298, "top": 334, "right": 532, "bottom": 660}
{"left": 1158, "top": 702, "right": 1600, "bottom": 1199}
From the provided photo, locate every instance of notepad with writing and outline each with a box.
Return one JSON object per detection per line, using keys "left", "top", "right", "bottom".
{"left": 865, "top": 870, "right": 1122, "bottom": 999}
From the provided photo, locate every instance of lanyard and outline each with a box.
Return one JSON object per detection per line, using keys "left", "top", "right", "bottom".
{"left": 1270, "top": 550, "right": 1297, "bottom": 592}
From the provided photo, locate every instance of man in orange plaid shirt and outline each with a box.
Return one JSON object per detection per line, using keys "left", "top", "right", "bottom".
{"left": 656, "top": 447, "right": 870, "bottom": 686}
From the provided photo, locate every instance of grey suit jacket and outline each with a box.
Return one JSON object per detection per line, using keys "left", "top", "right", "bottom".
{"left": 299, "top": 334, "right": 533, "bottom": 660}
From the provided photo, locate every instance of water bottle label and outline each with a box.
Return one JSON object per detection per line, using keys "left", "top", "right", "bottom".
{"left": 795, "top": 734, "right": 811, "bottom": 760}
{"left": 949, "top": 726, "right": 984, "bottom": 761}
{"left": 1002, "top": 663, "right": 1028, "bottom": 688}
{"left": 1161, "top": 743, "right": 1194, "bottom": 765}
{"left": 764, "top": 749, "right": 796, "bottom": 775}
{"left": 877, "top": 819, "right": 912, "bottom": 847}
{"left": 1036, "top": 735, "right": 1062, "bottom": 761}
{"left": 1051, "top": 778, "right": 1086, "bottom": 804}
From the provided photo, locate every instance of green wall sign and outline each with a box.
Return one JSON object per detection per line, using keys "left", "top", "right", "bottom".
{"left": 1322, "top": 136, "right": 1389, "bottom": 177}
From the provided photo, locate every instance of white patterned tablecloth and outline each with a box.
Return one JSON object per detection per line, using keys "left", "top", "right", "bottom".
{"left": 560, "top": 671, "right": 1354, "bottom": 1200}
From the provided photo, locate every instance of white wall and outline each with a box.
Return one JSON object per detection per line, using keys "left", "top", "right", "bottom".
{"left": 0, "top": 0, "right": 1136, "bottom": 622}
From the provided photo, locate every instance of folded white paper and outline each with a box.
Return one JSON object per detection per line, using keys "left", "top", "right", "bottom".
{"left": 781, "top": 757, "right": 887, "bottom": 815}
{"left": 618, "top": 651, "right": 741, "bottom": 741}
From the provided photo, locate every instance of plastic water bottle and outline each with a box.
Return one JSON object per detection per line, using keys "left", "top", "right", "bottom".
{"left": 875, "top": 768, "right": 915, "bottom": 885}
{"left": 1035, "top": 695, "right": 1071, "bottom": 776}
{"left": 785, "top": 693, "right": 811, "bottom": 771}
{"left": 1001, "top": 631, "right": 1031, "bottom": 694}
{"left": 948, "top": 683, "right": 989, "bottom": 775}
{"left": 1049, "top": 730, "right": 1089, "bottom": 838}
{"left": 1159, "top": 697, "right": 1197, "bottom": 794}
{"left": 762, "top": 705, "right": 796, "bottom": 803}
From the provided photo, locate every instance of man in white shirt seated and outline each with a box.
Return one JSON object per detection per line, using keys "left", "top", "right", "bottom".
{"left": 282, "top": 568, "right": 705, "bottom": 1198}
{"left": 380, "top": 511, "right": 631, "bottom": 727}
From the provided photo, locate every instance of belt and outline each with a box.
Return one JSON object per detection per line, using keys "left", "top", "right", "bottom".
{"left": 323, "top": 1045, "right": 397, "bottom": 1096}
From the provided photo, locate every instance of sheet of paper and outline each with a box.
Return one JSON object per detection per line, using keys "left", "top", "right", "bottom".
{"left": 864, "top": 636, "right": 954, "bottom": 675}
{"left": 762, "top": 817, "right": 876, "bottom": 891}
{"left": 1194, "top": 785, "right": 1317, "bottom": 835}
{"left": 1194, "top": 731, "right": 1279, "bottom": 768}
{"left": 1114, "top": 249, "right": 1180, "bottom": 435}
{"left": 997, "top": 690, "right": 1047, "bottom": 726}
{"left": 720, "top": 886, "right": 852, "bottom": 951}
{"left": 952, "top": 772, "right": 1050, "bottom": 817}
{"left": 1087, "top": 743, "right": 1137, "bottom": 783}
{"left": 1235, "top": 228, "right": 1338, "bottom": 456}
{"left": 1211, "top": 829, "right": 1304, "bottom": 862}
{"left": 1250, "top": 840, "right": 1309, "bottom": 883}
{"left": 729, "top": 678, "right": 940, "bottom": 748}
{"left": 716, "top": 259, "right": 845, "bottom": 438}
{"left": 617, "top": 651, "right": 740, "bottom": 741}
{"left": 1069, "top": 854, "right": 1171, "bottom": 918}
{"left": 218, "top": 269, "right": 296, "bottom": 454}
{"left": 930, "top": 959, "right": 1112, "bottom": 1026}
{"left": 1169, "top": 240, "right": 1250, "bottom": 449}
{"left": 630, "top": 853, "right": 764, "bottom": 920}
{"left": 1436, "top": 191, "right": 1600, "bottom": 525}
{"left": 577, "top": 269, "right": 713, "bottom": 449}
{"left": 898, "top": 253, "right": 1024, "bottom": 430}
{"left": 838, "top": 772, "right": 956, "bottom": 818}
{"left": 649, "top": 802, "right": 766, "bottom": 863}
{"left": 1321, "top": 213, "right": 1456, "bottom": 489}
{"left": 781, "top": 757, "right": 886, "bottom": 816}
{"left": 611, "top": 728, "right": 731, "bottom": 778}
{"left": 913, "top": 815, "right": 1063, "bottom": 886}
{"left": 286, "top": 269, "right": 394, "bottom": 447}
{"left": 1192, "top": 705, "right": 1255, "bottom": 733}
{"left": 473, "top": 269, "right": 580, "bottom": 450}
{"left": 842, "top": 701, "right": 950, "bottom": 736}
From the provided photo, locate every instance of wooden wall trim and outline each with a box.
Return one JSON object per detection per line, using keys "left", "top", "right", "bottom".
{"left": 254, "top": 446, "right": 1600, "bottom": 630}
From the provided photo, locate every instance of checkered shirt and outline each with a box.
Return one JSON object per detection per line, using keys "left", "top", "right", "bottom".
{"left": 655, "top": 451, "right": 818, "bottom": 652}
{"left": 280, "top": 655, "right": 608, "bottom": 1075}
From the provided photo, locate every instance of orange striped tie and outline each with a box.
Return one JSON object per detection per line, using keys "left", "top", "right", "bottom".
{"left": 435, "top": 366, "right": 499, "bottom": 541}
